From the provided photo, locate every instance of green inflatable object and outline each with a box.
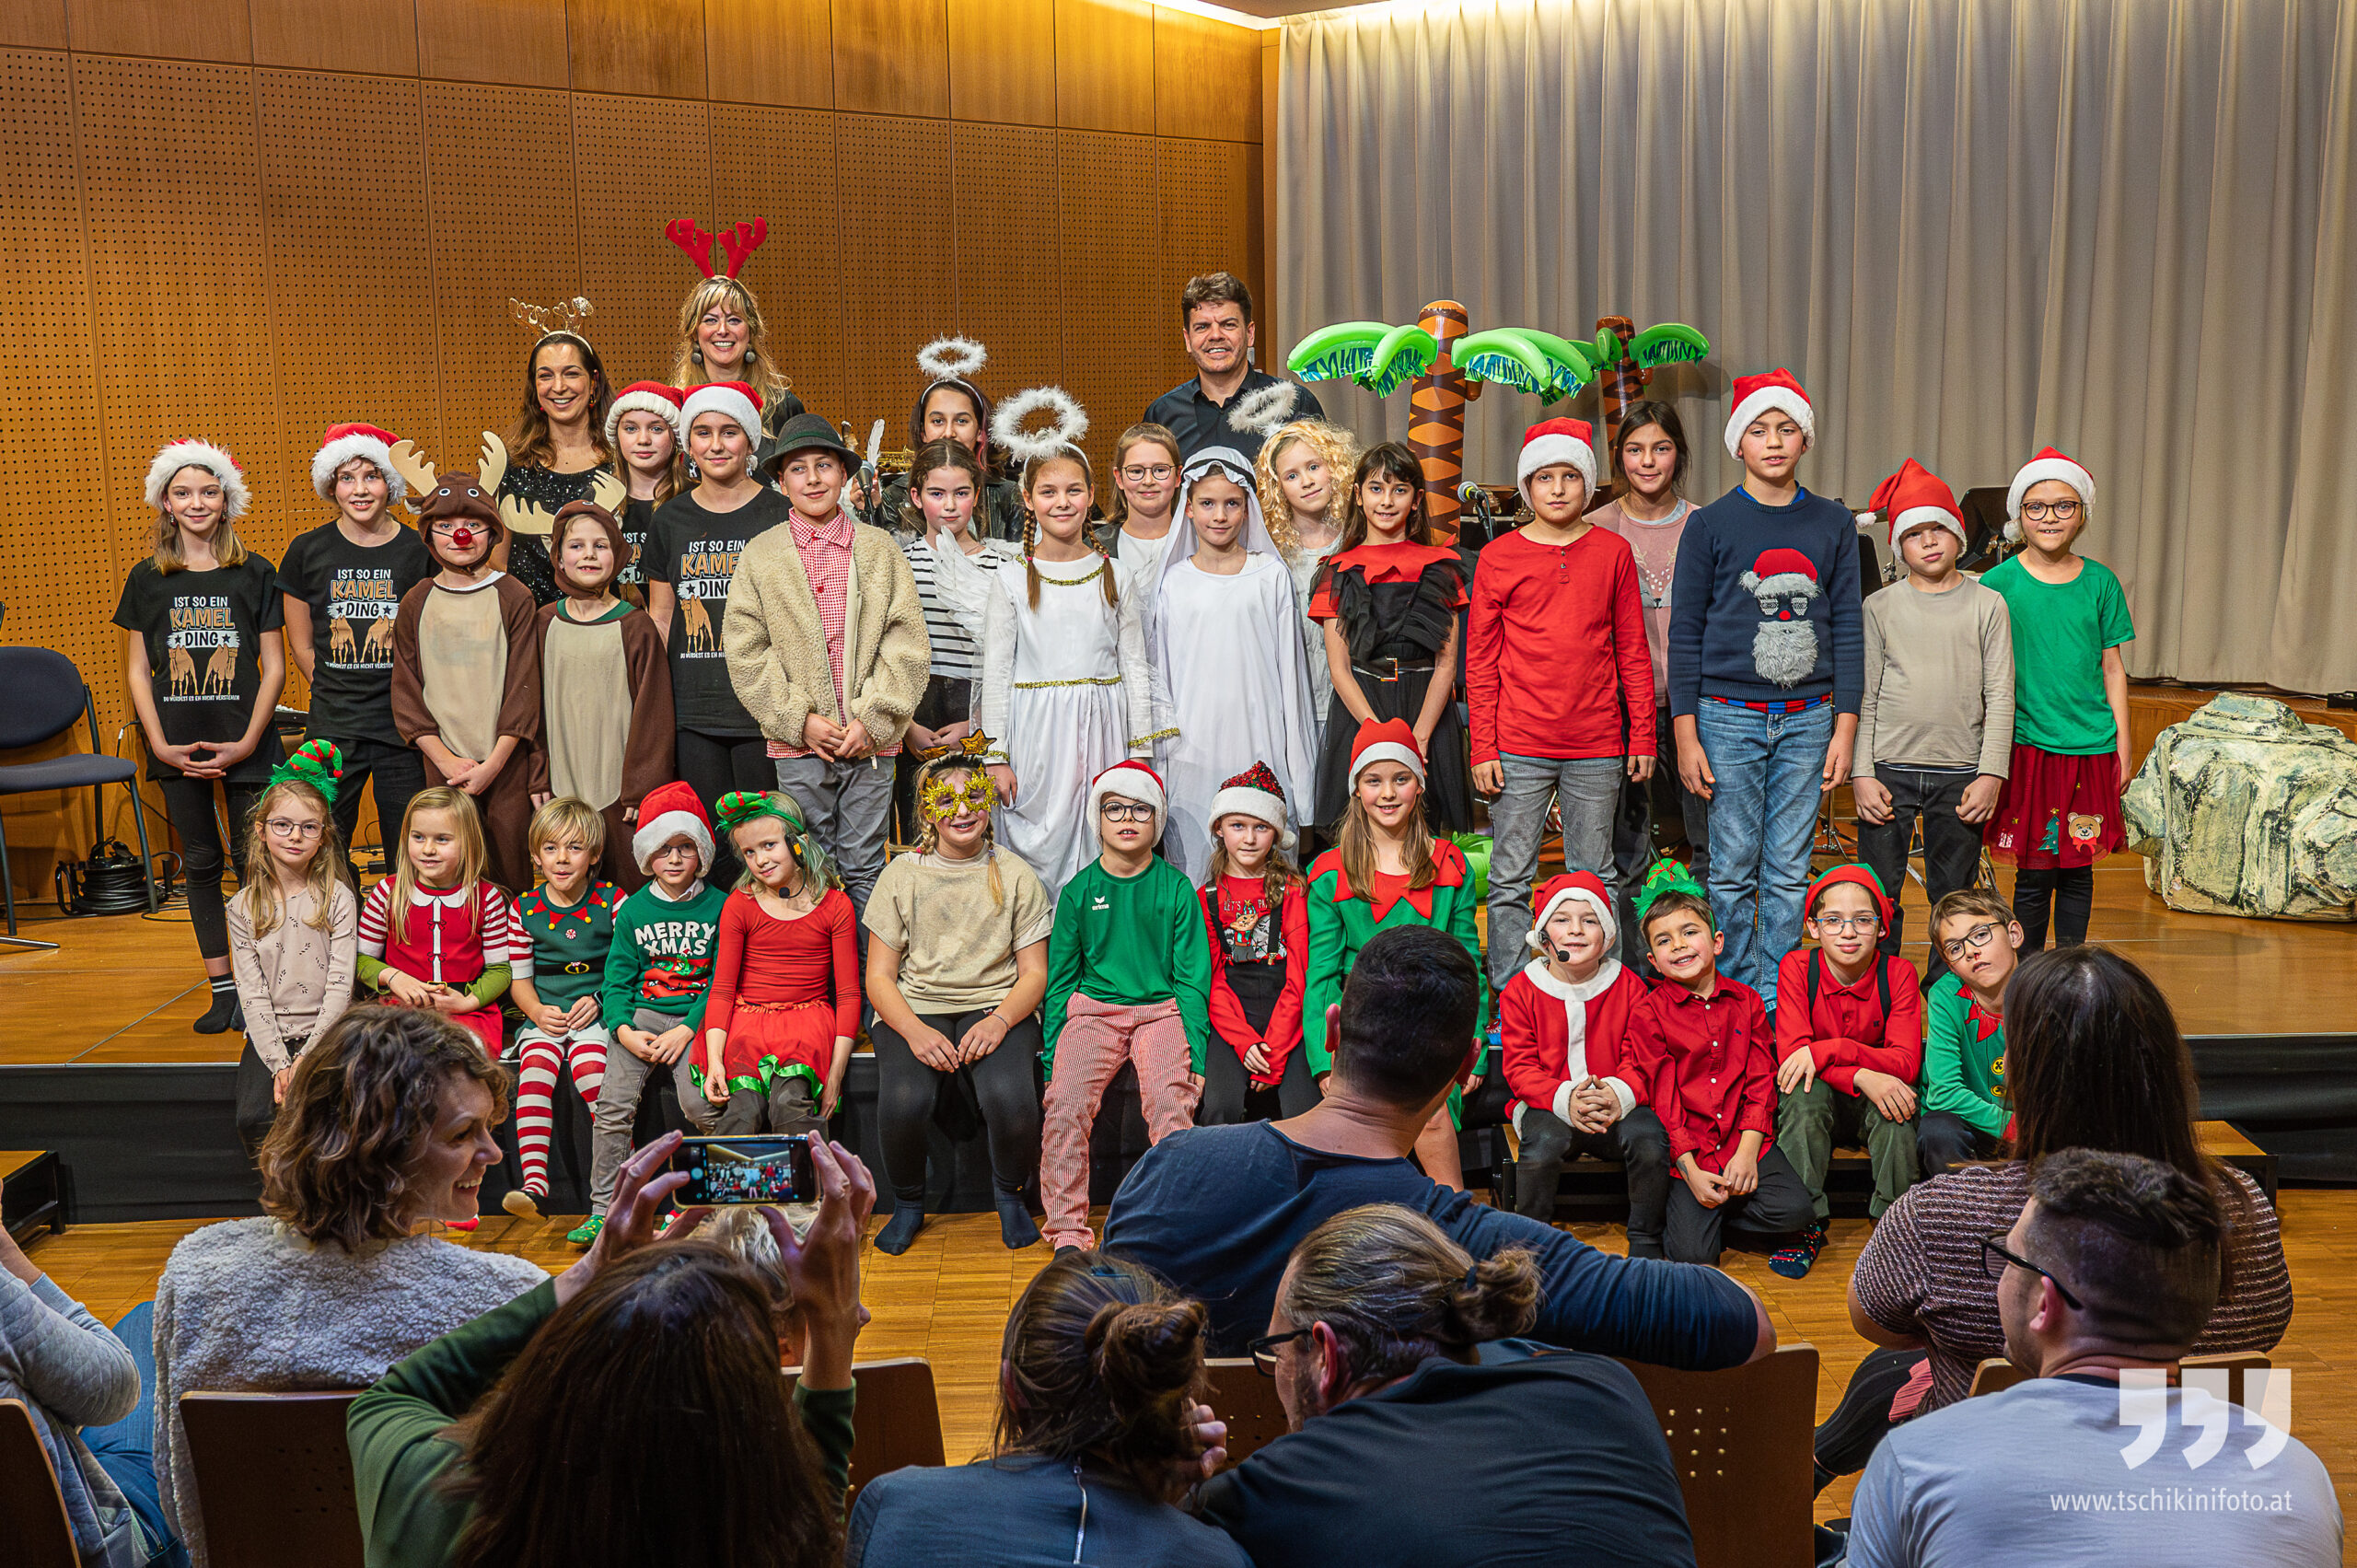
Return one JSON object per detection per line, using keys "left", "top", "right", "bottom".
{"left": 1287, "top": 320, "right": 1391, "bottom": 383}
{"left": 1448, "top": 831, "right": 1492, "bottom": 902}
{"left": 1630, "top": 322, "right": 1711, "bottom": 368}
{"left": 1362, "top": 323, "right": 1439, "bottom": 397}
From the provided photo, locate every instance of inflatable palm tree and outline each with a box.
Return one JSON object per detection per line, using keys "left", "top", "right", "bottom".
{"left": 1290, "top": 303, "right": 1705, "bottom": 538}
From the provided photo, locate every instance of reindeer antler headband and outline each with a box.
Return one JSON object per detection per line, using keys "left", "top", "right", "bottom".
{"left": 511, "top": 297, "right": 595, "bottom": 339}
{"left": 667, "top": 217, "right": 769, "bottom": 280}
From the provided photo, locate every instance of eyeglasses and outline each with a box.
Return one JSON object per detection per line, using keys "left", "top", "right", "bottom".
{"left": 1814, "top": 913, "right": 1880, "bottom": 934}
{"left": 1246, "top": 1328, "right": 1311, "bottom": 1376}
{"left": 1119, "top": 464, "right": 1174, "bottom": 483}
{"left": 1979, "top": 1234, "right": 2084, "bottom": 1310}
{"left": 428, "top": 520, "right": 475, "bottom": 538}
{"left": 1939, "top": 921, "right": 2003, "bottom": 961}
{"left": 1099, "top": 800, "right": 1155, "bottom": 822}
{"left": 264, "top": 818, "right": 323, "bottom": 840}
{"left": 649, "top": 842, "right": 700, "bottom": 860}
{"left": 2019, "top": 499, "right": 2082, "bottom": 522}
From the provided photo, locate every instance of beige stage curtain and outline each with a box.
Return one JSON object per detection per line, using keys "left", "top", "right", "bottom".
{"left": 1276, "top": 0, "right": 2357, "bottom": 691}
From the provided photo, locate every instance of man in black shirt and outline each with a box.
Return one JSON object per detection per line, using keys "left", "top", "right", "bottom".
{"left": 1144, "top": 272, "right": 1326, "bottom": 460}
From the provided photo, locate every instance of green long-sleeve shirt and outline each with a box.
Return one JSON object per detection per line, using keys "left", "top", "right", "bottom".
{"left": 1302, "top": 842, "right": 1490, "bottom": 1076}
{"left": 598, "top": 877, "right": 730, "bottom": 1034}
{"left": 1922, "top": 971, "right": 2010, "bottom": 1138}
{"left": 348, "top": 1277, "right": 854, "bottom": 1568}
{"left": 1041, "top": 856, "right": 1212, "bottom": 1073}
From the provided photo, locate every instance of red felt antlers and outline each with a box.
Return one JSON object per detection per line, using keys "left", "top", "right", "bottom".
{"left": 666, "top": 216, "right": 767, "bottom": 280}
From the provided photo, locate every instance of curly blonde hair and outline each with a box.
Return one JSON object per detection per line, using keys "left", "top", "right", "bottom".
{"left": 1255, "top": 418, "right": 1359, "bottom": 559}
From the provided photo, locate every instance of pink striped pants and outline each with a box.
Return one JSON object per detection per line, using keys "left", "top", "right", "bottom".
{"left": 1039, "top": 994, "right": 1200, "bottom": 1251}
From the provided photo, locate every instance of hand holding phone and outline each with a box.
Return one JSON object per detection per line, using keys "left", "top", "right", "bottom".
{"left": 670, "top": 1134, "right": 818, "bottom": 1206}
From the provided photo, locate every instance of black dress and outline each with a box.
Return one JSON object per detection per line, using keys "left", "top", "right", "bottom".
{"left": 1308, "top": 541, "right": 1474, "bottom": 831}
{"left": 496, "top": 464, "right": 613, "bottom": 605}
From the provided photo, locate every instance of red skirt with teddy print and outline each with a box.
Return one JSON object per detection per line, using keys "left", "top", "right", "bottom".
{"left": 1983, "top": 742, "right": 2125, "bottom": 869}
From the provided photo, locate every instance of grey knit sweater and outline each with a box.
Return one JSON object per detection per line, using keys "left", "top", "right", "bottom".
{"left": 0, "top": 1269, "right": 144, "bottom": 1568}
{"left": 151, "top": 1218, "right": 547, "bottom": 1568}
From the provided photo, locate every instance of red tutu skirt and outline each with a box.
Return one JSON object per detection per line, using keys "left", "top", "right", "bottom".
{"left": 1983, "top": 742, "right": 2124, "bottom": 869}
{"left": 695, "top": 997, "right": 835, "bottom": 1096}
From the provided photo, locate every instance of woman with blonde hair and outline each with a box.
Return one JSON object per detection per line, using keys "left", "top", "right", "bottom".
{"left": 672, "top": 273, "right": 804, "bottom": 435}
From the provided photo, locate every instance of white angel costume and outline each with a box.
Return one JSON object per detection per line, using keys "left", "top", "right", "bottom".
{"left": 1148, "top": 447, "right": 1320, "bottom": 880}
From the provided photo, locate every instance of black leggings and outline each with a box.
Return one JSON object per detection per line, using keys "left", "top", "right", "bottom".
{"left": 1199, "top": 1041, "right": 1319, "bottom": 1124}
{"left": 157, "top": 778, "right": 260, "bottom": 961}
{"left": 311, "top": 735, "right": 427, "bottom": 869}
{"left": 870, "top": 1008, "right": 1043, "bottom": 1204}
{"left": 674, "top": 730, "right": 773, "bottom": 887}
{"left": 2010, "top": 865, "right": 2094, "bottom": 950}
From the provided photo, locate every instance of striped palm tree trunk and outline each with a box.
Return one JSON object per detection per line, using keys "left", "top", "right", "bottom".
{"left": 1408, "top": 298, "right": 1478, "bottom": 542}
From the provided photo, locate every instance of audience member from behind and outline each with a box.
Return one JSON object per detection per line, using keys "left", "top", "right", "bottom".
{"left": 847, "top": 1251, "right": 1248, "bottom": 1567}
{"left": 1844, "top": 1150, "right": 2339, "bottom": 1568}
{"left": 349, "top": 1132, "right": 874, "bottom": 1568}
{"left": 1103, "top": 924, "right": 1770, "bottom": 1365}
{"left": 150, "top": 1007, "right": 544, "bottom": 1568}
{"left": 1198, "top": 1205, "right": 1695, "bottom": 1568}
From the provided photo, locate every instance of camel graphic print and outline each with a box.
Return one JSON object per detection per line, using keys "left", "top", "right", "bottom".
{"left": 674, "top": 535, "right": 751, "bottom": 658}
{"left": 163, "top": 593, "right": 243, "bottom": 703}
{"left": 325, "top": 566, "right": 402, "bottom": 670}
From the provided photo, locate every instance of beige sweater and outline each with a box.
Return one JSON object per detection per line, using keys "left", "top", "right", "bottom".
{"left": 723, "top": 515, "right": 931, "bottom": 750}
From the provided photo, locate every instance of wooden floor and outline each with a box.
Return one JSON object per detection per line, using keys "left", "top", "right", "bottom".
{"left": 21, "top": 1191, "right": 2357, "bottom": 1544}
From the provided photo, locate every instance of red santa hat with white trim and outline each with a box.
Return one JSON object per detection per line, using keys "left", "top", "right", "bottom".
{"left": 145, "top": 439, "right": 250, "bottom": 521}
{"left": 1722, "top": 368, "right": 1815, "bottom": 459}
{"left": 1867, "top": 458, "right": 1966, "bottom": 557}
{"left": 1088, "top": 760, "right": 1168, "bottom": 845}
{"left": 632, "top": 780, "right": 715, "bottom": 876}
{"left": 2004, "top": 446, "right": 2096, "bottom": 540}
{"left": 1740, "top": 546, "right": 1820, "bottom": 606}
{"left": 1515, "top": 417, "right": 1597, "bottom": 505}
{"left": 311, "top": 424, "right": 406, "bottom": 504}
{"left": 606, "top": 381, "right": 687, "bottom": 447}
{"left": 1527, "top": 870, "right": 1618, "bottom": 954}
{"left": 679, "top": 380, "right": 764, "bottom": 450}
{"left": 1348, "top": 718, "right": 1425, "bottom": 786}
{"left": 1207, "top": 761, "right": 1295, "bottom": 853}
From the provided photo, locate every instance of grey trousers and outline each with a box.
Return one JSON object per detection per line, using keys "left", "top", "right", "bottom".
{"left": 775, "top": 752, "right": 894, "bottom": 924}
{"left": 588, "top": 1006, "right": 718, "bottom": 1215}
{"left": 714, "top": 1073, "right": 823, "bottom": 1136}
{"left": 1486, "top": 753, "right": 1625, "bottom": 990}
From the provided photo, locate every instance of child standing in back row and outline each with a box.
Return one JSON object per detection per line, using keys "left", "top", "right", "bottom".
{"left": 1979, "top": 448, "right": 2134, "bottom": 951}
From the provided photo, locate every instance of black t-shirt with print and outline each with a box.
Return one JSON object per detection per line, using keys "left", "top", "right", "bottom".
{"left": 645, "top": 487, "right": 793, "bottom": 735}
{"left": 112, "top": 554, "right": 285, "bottom": 783}
{"left": 275, "top": 520, "right": 435, "bottom": 745}
{"left": 498, "top": 464, "right": 612, "bottom": 606}
{"left": 620, "top": 496, "right": 656, "bottom": 599}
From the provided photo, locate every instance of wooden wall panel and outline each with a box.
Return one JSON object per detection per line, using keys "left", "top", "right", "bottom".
{"left": 947, "top": 0, "right": 1051, "bottom": 127}
{"left": 950, "top": 123, "right": 1061, "bottom": 402}
{"left": 67, "top": 0, "right": 250, "bottom": 63}
{"left": 570, "top": 0, "right": 705, "bottom": 99}
{"left": 1, "top": 2, "right": 68, "bottom": 50}
{"left": 832, "top": 0, "right": 947, "bottom": 120}
{"left": 574, "top": 95, "right": 711, "bottom": 389}
{"left": 835, "top": 114, "right": 955, "bottom": 433}
{"left": 714, "top": 104, "right": 846, "bottom": 422}
{"left": 1055, "top": 0, "right": 1153, "bottom": 135}
{"left": 1056, "top": 130, "right": 1166, "bottom": 471}
{"left": 251, "top": 0, "right": 419, "bottom": 75}
{"left": 416, "top": 0, "right": 569, "bottom": 88}
{"left": 1153, "top": 7, "right": 1259, "bottom": 144}
{"left": 422, "top": 81, "right": 580, "bottom": 458}
{"left": 705, "top": 0, "right": 831, "bottom": 109}
{"left": 1158, "top": 134, "right": 1259, "bottom": 385}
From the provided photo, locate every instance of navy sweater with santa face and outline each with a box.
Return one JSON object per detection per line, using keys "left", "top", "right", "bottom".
{"left": 1666, "top": 483, "right": 1864, "bottom": 717}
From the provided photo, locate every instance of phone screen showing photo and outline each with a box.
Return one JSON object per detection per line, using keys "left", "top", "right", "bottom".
{"left": 675, "top": 1135, "right": 817, "bottom": 1206}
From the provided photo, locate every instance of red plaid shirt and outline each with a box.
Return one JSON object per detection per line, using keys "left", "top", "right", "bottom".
{"left": 1630, "top": 975, "right": 1776, "bottom": 1173}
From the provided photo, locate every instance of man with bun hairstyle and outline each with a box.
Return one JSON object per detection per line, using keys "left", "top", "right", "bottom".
{"left": 1469, "top": 417, "right": 1655, "bottom": 994}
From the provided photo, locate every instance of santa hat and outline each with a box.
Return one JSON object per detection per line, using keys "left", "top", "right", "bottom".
{"left": 1867, "top": 458, "right": 1966, "bottom": 557}
{"left": 632, "top": 780, "right": 715, "bottom": 876}
{"left": 1515, "top": 417, "right": 1597, "bottom": 504}
{"left": 1349, "top": 718, "right": 1425, "bottom": 787}
{"left": 1722, "top": 368, "right": 1815, "bottom": 458}
{"left": 311, "top": 424, "right": 405, "bottom": 504}
{"left": 1207, "top": 761, "right": 1295, "bottom": 853}
{"left": 145, "top": 440, "right": 250, "bottom": 521}
{"left": 1087, "top": 760, "right": 1167, "bottom": 845}
{"left": 679, "top": 380, "right": 764, "bottom": 450}
{"left": 1739, "top": 547, "right": 1820, "bottom": 606}
{"left": 605, "top": 381, "right": 686, "bottom": 447}
{"left": 2005, "top": 446, "right": 2096, "bottom": 540}
{"left": 1805, "top": 863, "right": 1893, "bottom": 928}
{"left": 1527, "top": 871, "right": 1618, "bottom": 954}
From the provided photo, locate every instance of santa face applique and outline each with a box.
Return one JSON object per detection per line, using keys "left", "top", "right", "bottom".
{"left": 1739, "top": 546, "right": 1822, "bottom": 686}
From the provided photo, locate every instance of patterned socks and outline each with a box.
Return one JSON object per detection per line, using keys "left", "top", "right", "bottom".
{"left": 195, "top": 975, "right": 238, "bottom": 1035}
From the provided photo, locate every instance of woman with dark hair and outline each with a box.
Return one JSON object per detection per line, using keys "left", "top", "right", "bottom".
{"left": 1822, "top": 946, "right": 2293, "bottom": 1477}
{"left": 845, "top": 1249, "right": 1245, "bottom": 1566}
{"left": 351, "top": 1130, "right": 871, "bottom": 1568}
{"left": 494, "top": 331, "right": 617, "bottom": 605}
{"left": 144, "top": 1007, "right": 543, "bottom": 1567}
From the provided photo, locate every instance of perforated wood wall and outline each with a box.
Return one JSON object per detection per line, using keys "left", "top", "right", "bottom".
{"left": 0, "top": 1, "right": 1262, "bottom": 892}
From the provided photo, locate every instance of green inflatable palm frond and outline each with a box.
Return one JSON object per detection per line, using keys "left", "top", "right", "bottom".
{"left": 1454, "top": 328, "right": 1598, "bottom": 403}
{"left": 1287, "top": 321, "right": 1393, "bottom": 383}
{"left": 1360, "top": 323, "right": 1439, "bottom": 397}
{"left": 1630, "top": 322, "right": 1711, "bottom": 368}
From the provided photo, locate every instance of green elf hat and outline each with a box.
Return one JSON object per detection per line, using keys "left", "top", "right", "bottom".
{"left": 265, "top": 738, "right": 343, "bottom": 806}
{"left": 1634, "top": 855, "right": 1709, "bottom": 927}
{"left": 714, "top": 789, "right": 836, "bottom": 889}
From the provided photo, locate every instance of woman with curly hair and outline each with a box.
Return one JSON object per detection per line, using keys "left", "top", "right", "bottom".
{"left": 145, "top": 1006, "right": 543, "bottom": 1567}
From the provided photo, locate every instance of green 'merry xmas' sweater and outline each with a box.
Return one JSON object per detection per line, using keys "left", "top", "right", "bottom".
{"left": 1041, "top": 856, "right": 1212, "bottom": 1072}
{"left": 1303, "top": 840, "right": 1489, "bottom": 1076}
{"left": 598, "top": 877, "right": 728, "bottom": 1033}
{"left": 1922, "top": 970, "right": 2009, "bottom": 1139}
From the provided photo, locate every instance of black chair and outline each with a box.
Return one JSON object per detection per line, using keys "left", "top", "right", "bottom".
{"left": 0, "top": 646, "right": 158, "bottom": 950}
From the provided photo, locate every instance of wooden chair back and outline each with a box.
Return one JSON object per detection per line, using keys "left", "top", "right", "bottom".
{"left": 178, "top": 1390, "right": 366, "bottom": 1568}
{"left": 2179, "top": 1350, "right": 2270, "bottom": 1408}
{"left": 1619, "top": 1345, "right": 1818, "bottom": 1568}
{"left": 0, "top": 1399, "right": 79, "bottom": 1568}
{"left": 1202, "top": 1357, "right": 1292, "bottom": 1468}
{"left": 1968, "top": 1356, "right": 2027, "bottom": 1398}
{"left": 784, "top": 1357, "right": 946, "bottom": 1501}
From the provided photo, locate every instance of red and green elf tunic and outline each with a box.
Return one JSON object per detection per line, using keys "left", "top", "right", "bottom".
{"left": 1302, "top": 838, "right": 1489, "bottom": 1080}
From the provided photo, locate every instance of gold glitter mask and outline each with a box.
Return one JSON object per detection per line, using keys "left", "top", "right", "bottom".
{"left": 920, "top": 772, "right": 998, "bottom": 820}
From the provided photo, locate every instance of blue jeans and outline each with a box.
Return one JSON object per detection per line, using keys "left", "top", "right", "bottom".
{"left": 1485, "top": 754, "right": 1624, "bottom": 991}
{"left": 1693, "top": 698, "right": 1833, "bottom": 1010}
{"left": 79, "top": 1300, "right": 189, "bottom": 1568}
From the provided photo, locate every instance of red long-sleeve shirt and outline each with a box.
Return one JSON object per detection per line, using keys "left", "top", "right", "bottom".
{"left": 702, "top": 888, "right": 862, "bottom": 1040}
{"left": 1199, "top": 877, "right": 1308, "bottom": 1081}
{"left": 1497, "top": 961, "right": 1654, "bottom": 1125}
{"left": 1772, "top": 949, "right": 1924, "bottom": 1095}
{"left": 1467, "top": 527, "right": 1656, "bottom": 767}
{"left": 1631, "top": 976, "right": 1776, "bottom": 1173}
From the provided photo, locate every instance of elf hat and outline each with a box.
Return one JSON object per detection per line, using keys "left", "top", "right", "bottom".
{"left": 1349, "top": 717, "right": 1425, "bottom": 787}
{"left": 1088, "top": 760, "right": 1167, "bottom": 845}
{"left": 1739, "top": 547, "right": 1820, "bottom": 607}
{"left": 311, "top": 424, "right": 406, "bottom": 504}
{"left": 632, "top": 780, "right": 715, "bottom": 876}
{"left": 2005, "top": 446, "right": 2096, "bottom": 539}
{"left": 1723, "top": 368, "right": 1815, "bottom": 458}
{"left": 145, "top": 440, "right": 250, "bottom": 522}
{"left": 1635, "top": 855, "right": 1712, "bottom": 929}
{"left": 1208, "top": 761, "right": 1295, "bottom": 853}
{"left": 265, "top": 738, "right": 345, "bottom": 807}
{"left": 549, "top": 500, "right": 632, "bottom": 591}
{"left": 1527, "top": 870, "right": 1617, "bottom": 954}
{"left": 679, "top": 380, "right": 764, "bottom": 452}
{"left": 1805, "top": 862, "right": 1893, "bottom": 928}
{"left": 1516, "top": 417, "right": 1597, "bottom": 505}
{"left": 605, "top": 381, "right": 686, "bottom": 447}
{"left": 1867, "top": 458, "right": 1966, "bottom": 557}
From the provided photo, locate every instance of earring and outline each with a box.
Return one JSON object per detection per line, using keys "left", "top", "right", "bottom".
{"left": 691, "top": 348, "right": 703, "bottom": 365}
{"left": 745, "top": 348, "right": 757, "bottom": 364}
